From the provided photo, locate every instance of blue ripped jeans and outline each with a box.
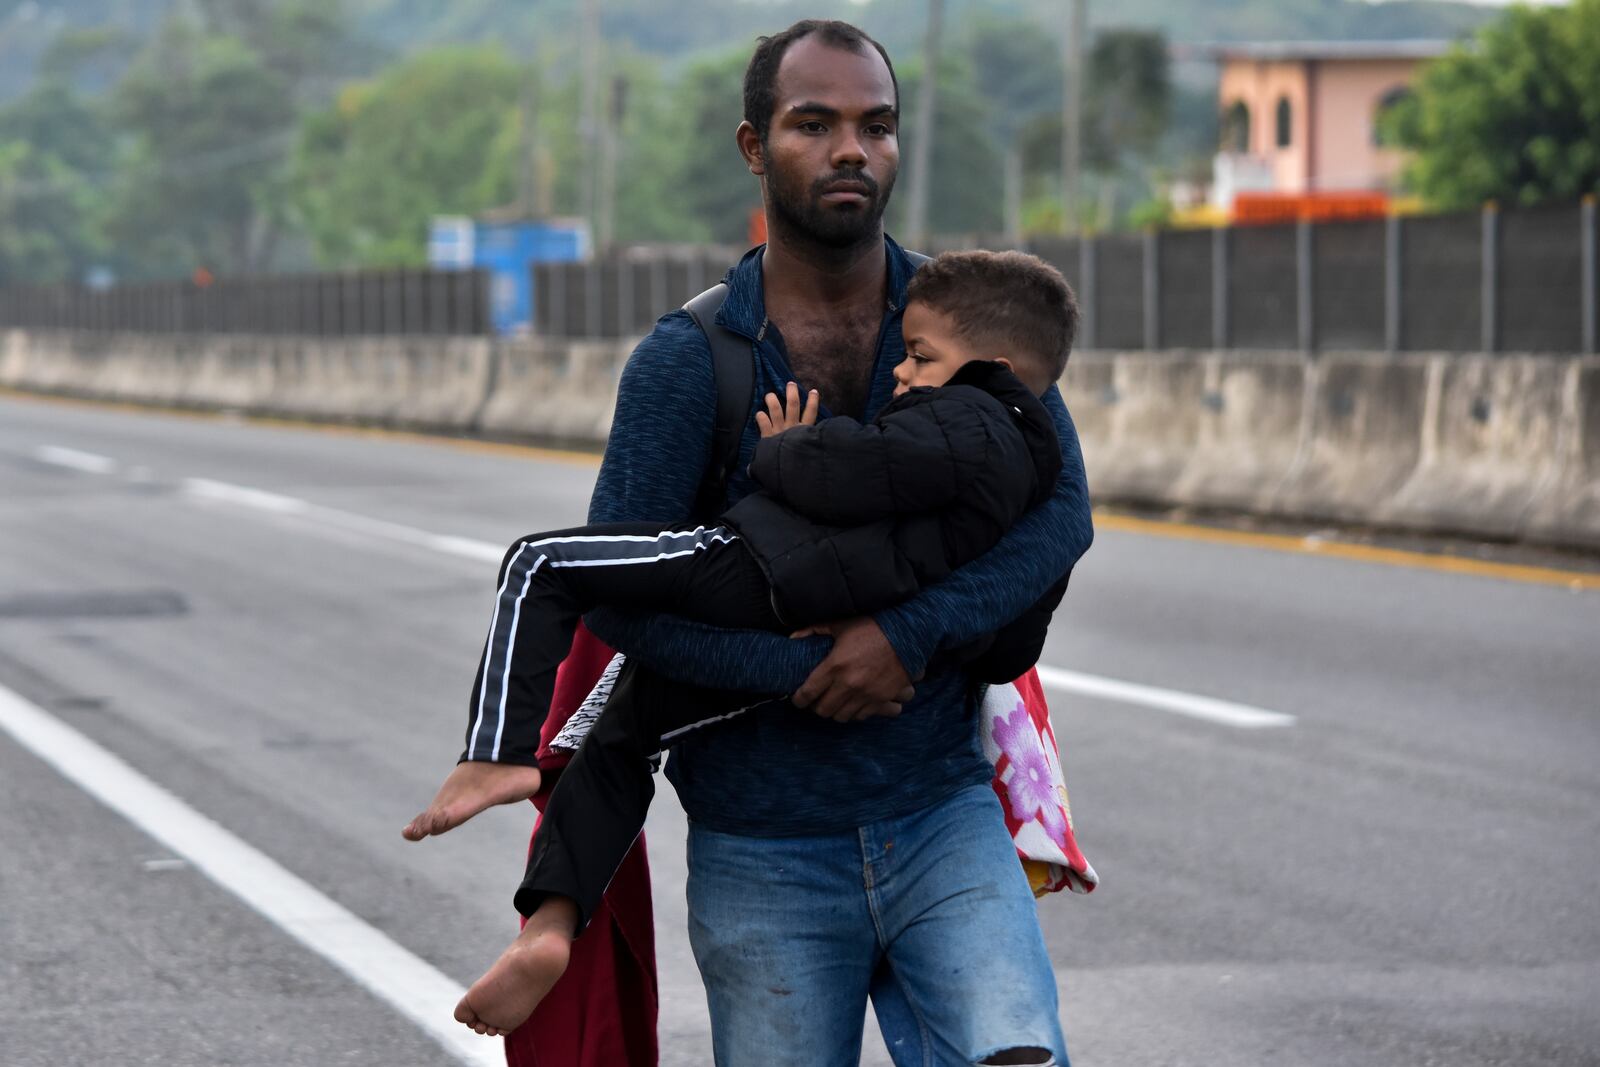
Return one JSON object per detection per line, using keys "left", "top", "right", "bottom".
{"left": 686, "top": 784, "right": 1067, "bottom": 1067}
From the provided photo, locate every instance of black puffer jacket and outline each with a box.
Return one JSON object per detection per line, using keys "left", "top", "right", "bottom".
{"left": 722, "top": 360, "right": 1061, "bottom": 627}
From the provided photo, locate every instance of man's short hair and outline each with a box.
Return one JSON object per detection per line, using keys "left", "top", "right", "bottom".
{"left": 905, "top": 251, "right": 1079, "bottom": 391}
{"left": 743, "top": 20, "right": 899, "bottom": 143}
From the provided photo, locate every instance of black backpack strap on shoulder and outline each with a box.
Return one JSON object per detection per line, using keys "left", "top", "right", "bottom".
{"left": 683, "top": 283, "right": 754, "bottom": 520}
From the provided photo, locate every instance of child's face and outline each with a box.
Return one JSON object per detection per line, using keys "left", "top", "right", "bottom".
{"left": 894, "top": 301, "right": 1009, "bottom": 397}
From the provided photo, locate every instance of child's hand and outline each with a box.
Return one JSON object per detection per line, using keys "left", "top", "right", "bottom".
{"left": 755, "top": 381, "right": 819, "bottom": 438}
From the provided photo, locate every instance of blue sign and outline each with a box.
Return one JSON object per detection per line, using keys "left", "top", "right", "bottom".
{"left": 429, "top": 217, "right": 589, "bottom": 334}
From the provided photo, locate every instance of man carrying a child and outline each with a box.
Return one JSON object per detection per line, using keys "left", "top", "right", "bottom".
{"left": 412, "top": 18, "right": 1094, "bottom": 1066}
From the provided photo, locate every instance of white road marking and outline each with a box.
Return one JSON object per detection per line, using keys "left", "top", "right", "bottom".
{"left": 34, "top": 445, "right": 117, "bottom": 474}
{"left": 182, "top": 477, "right": 503, "bottom": 563}
{"left": 1035, "top": 665, "right": 1297, "bottom": 729}
{"left": 184, "top": 477, "right": 307, "bottom": 514}
{"left": 183, "top": 475, "right": 1297, "bottom": 729}
{"left": 0, "top": 683, "right": 502, "bottom": 1067}
{"left": 54, "top": 452, "right": 1295, "bottom": 733}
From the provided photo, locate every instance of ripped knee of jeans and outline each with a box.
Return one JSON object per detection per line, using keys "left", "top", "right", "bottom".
{"left": 977, "top": 1048, "right": 1055, "bottom": 1066}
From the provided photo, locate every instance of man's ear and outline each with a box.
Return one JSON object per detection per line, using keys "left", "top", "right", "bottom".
{"left": 735, "top": 120, "right": 766, "bottom": 176}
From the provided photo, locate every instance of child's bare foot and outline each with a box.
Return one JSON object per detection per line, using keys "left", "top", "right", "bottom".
{"left": 454, "top": 900, "right": 578, "bottom": 1036}
{"left": 402, "top": 761, "right": 542, "bottom": 840}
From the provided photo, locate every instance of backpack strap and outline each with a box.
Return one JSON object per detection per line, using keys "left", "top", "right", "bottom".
{"left": 683, "top": 283, "right": 753, "bottom": 520}
{"left": 681, "top": 249, "right": 930, "bottom": 519}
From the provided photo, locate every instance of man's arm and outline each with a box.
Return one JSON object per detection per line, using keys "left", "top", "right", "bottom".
{"left": 580, "top": 313, "right": 831, "bottom": 693}
{"left": 958, "top": 572, "right": 1070, "bottom": 685}
{"left": 869, "top": 385, "right": 1093, "bottom": 681}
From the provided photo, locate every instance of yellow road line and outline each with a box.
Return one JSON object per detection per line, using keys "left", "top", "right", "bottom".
{"left": 1094, "top": 512, "right": 1600, "bottom": 591}
{"left": 7, "top": 387, "right": 1596, "bottom": 590}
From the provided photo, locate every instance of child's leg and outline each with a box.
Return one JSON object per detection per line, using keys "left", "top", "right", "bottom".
{"left": 519, "top": 659, "right": 767, "bottom": 929}
{"left": 455, "top": 662, "right": 767, "bottom": 1034}
{"left": 461, "top": 521, "right": 775, "bottom": 765}
{"left": 408, "top": 521, "right": 774, "bottom": 840}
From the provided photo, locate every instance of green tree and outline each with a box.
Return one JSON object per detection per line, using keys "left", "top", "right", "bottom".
{"left": 1382, "top": 0, "right": 1600, "bottom": 209}
{"left": 672, "top": 49, "right": 760, "bottom": 245}
{"left": 0, "top": 142, "right": 104, "bottom": 285}
{"left": 0, "top": 64, "right": 113, "bottom": 283}
{"left": 959, "top": 16, "right": 1063, "bottom": 238}
{"left": 105, "top": 20, "right": 293, "bottom": 278}
{"left": 893, "top": 57, "right": 1005, "bottom": 237}
{"left": 1016, "top": 28, "right": 1172, "bottom": 231}
{"left": 1084, "top": 29, "right": 1171, "bottom": 176}
{"left": 291, "top": 47, "right": 521, "bottom": 266}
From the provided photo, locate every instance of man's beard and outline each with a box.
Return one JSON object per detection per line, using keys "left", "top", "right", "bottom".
{"left": 764, "top": 152, "right": 897, "bottom": 249}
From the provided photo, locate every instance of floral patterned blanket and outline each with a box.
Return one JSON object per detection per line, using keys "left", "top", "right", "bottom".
{"left": 980, "top": 668, "right": 1098, "bottom": 897}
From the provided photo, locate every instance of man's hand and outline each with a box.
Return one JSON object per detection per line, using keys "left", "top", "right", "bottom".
{"left": 755, "top": 381, "right": 820, "bottom": 438}
{"left": 402, "top": 761, "right": 542, "bottom": 841}
{"left": 792, "top": 617, "right": 916, "bottom": 723}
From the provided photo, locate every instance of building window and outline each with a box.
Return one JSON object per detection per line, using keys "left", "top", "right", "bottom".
{"left": 1222, "top": 100, "right": 1251, "bottom": 153}
{"left": 1373, "top": 86, "right": 1414, "bottom": 146}
{"left": 1275, "top": 96, "right": 1292, "bottom": 148}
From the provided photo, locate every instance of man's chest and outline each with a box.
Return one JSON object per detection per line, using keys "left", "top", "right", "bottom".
{"left": 773, "top": 314, "right": 889, "bottom": 420}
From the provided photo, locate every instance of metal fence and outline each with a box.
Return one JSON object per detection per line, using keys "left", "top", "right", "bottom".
{"left": 534, "top": 200, "right": 1598, "bottom": 353}
{"left": 0, "top": 269, "right": 492, "bottom": 336}
{"left": 3, "top": 202, "right": 1595, "bottom": 352}
{"left": 531, "top": 246, "right": 744, "bottom": 338}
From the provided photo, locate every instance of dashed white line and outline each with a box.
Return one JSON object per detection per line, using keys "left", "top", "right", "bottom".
{"left": 42, "top": 447, "right": 1296, "bottom": 729}
{"left": 33, "top": 445, "right": 117, "bottom": 474}
{"left": 182, "top": 477, "right": 503, "bottom": 563}
{"left": 0, "top": 681, "right": 502, "bottom": 1067}
{"left": 184, "top": 477, "right": 307, "bottom": 514}
{"left": 1035, "top": 665, "right": 1297, "bottom": 728}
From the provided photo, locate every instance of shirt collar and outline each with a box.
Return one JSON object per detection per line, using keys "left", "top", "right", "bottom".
{"left": 714, "top": 233, "right": 919, "bottom": 341}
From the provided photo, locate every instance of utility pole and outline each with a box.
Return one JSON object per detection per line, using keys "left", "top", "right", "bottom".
{"left": 598, "top": 74, "right": 625, "bottom": 250}
{"left": 517, "top": 59, "right": 539, "bottom": 218}
{"left": 578, "top": 0, "right": 601, "bottom": 244}
{"left": 1061, "top": 0, "right": 1086, "bottom": 235}
{"left": 905, "top": 0, "right": 943, "bottom": 248}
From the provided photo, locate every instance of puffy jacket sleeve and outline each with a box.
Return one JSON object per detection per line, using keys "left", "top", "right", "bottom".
{"left": 747, "top": 390, "right": 999, "bottom": 526}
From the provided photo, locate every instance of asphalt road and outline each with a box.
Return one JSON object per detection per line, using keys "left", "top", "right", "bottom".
{"left": 2, "top": 393, "right": 1597, "bottom": 1067}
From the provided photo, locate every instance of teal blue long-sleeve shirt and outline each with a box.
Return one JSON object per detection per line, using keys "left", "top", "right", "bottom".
{"left": 584, "top": 240, "right": 1093, "bottom": 835}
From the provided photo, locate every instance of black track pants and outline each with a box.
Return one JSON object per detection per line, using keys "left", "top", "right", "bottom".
{"left": 516, "top": 657, "right": 766, "bottom": 931}
{"left": 459, "top": 520, "right": 780, "bottom": 927}
{"left": 462, "top": 521, "right": 781, "bottom": 765}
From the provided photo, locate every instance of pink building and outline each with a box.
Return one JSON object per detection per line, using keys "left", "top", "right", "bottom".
{"left": 1210, "top": 40, "right": 1450, "bottom": 209}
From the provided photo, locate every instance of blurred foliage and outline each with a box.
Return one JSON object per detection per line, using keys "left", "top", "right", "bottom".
{"left": 1084, "top": 30, "right": 1170, "bottom": 173}
{"left": 960, "top": 14, "right": 1061, "bottom": 145}
{"left": 0, "top": 0, "right": 1514, "bottom": 283}
{"left": 1381, "top": 0, "right": 1600, "bottom": 209}
{"left": 890, "top": 56, "right": 1008, "bottom": 237}
{"left": 107, "top": 20, "right": 294, "bottom": 277}
{"left": 1125, "top": 196, "right": 1173, "bottom": 230}
{"left": 673, "top": 50, "right": 759, "bottom": 245}
{"left": 291, "top": 47, "right": 522, "bottom": 266}
{"left": 0, "top": 55, "right": 112, "bottom": 284}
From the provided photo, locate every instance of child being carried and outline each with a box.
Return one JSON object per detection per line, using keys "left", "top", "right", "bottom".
{"left": 404, "top": 250, "right": 1080, "bottom": 1036}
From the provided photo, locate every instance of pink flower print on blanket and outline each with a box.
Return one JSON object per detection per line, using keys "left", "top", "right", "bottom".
{"left": 990, "top": 700, "right": 1069, "bottom": 849}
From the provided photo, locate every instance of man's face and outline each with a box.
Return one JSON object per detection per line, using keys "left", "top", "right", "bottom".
{"left": 759, "top": 36, "right": 899, "bottom": 247}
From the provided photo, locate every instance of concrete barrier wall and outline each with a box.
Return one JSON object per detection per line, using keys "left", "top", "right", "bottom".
{"left": 3, "top": 329, "right": 1596, "bottom": 551}
{"left": 1059, "top": 350, "right": 1600, "bottom": 549}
